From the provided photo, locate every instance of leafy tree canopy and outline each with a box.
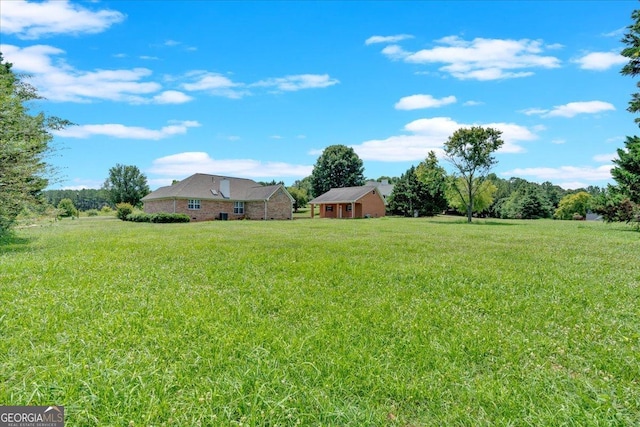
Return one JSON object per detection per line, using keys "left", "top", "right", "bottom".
{"left": 103, "top": 164, "right": 150, "bottom": 208}
{"left": 446, "top": 177, "right": 497, "bottom": 216}
{"left": 310, "top": 145, "right": 365, "bottom": 197}
{"left": 443, "top": 127, "right": 504, "bottom": 222}
{"left": 554, "top": 192, "right": 593, "bottom": 220}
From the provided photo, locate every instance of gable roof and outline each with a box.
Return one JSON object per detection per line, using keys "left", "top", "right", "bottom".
{"left": 142, "top": 173, "right": 291, "bottom": 202}
{"left": 309, "top": 185, "right": 383, "bottom": 204}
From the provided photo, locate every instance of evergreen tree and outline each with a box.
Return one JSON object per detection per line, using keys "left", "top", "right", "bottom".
{"left": 0, "top": 53, "right": 71, "bottom": 234}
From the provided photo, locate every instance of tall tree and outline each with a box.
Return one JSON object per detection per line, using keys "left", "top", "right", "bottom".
{"left": 415, "top": 151, "right": 449, "bottom": 216}
{"left": 388, "top": 166, "right": 429, "bottom": 217}
{"left": 0, "top": 53, "right": 71, "bottom": 235}
{"left": 103, "top": 164, "right": 150, "bottom": 207}
{"left": 621, "top": 9, "right": 640, "bottom": 125}
{"left": 610, "top": 136, "right": 640, "bottom": 204}
{"left": 310, "top": 144, "right": 365, "bottom": 197}
{"left": 446, "top": 177, "right": 497, "bottom": 217}
{"left": 443, "top": 127, "right": 504, "bottom": 222}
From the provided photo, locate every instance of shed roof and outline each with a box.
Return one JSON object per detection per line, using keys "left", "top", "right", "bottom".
{"left": 142, "top": 173, "right": 285, "bottom": 202}
{"left": 309, "top": 185, "right": 381, "bottom": 204}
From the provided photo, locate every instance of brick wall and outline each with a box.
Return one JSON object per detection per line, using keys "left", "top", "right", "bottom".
{"left": 144, "top": 191, "right": 292, "bottom": 221}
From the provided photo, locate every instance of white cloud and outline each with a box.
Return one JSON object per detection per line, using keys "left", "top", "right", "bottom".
{"left": 394, "top": 94, "right": 457, "bottom": 110}
{"left": 152, "top": 90, "right": 193, "bottom": 104}
{"left": 603, "top": 27, "right": 625, "bottom": 38}
{"left": 379, "top": 36, "right": 561, "bottom": 80}
{"left": 270, "top": 135, "right": 283, "bottom": 140}
{"left": 522, "top": 101, "right": 615, "bottom": 118}
{"left": 1, "top": 44, "right": 166, "bottom": 103}
{"left": 574, "top": 51, "right": 626, "bottom": 71}
{"left": 252, "top": 74, "right": 339, "bottom": 91}
{"left": 551, "top": 139, "right": 566, "bottom": 145}
{"left": 365, "top": 34, "right": 414, "bottom": 45}
{"left": 181, "top": 71, "right": 247, "bottom": 99}
{"left": 546, "top": 101, "right": 615, "bottom": 118}
{"left": 53, "top": 120, "right": 200, "bottom": 140}
{"left": 349, "top": 116, "right": 538, "bottom": 162}
{"left": 381, "top": 44, "right": 411, "bottom": 61}
{"left": 0, "top": 0, "right": 125, "bottom": 39}
{"left": 463, "top": 100, "right": 484, "bottom": 107}
{"left": 593, "top": 153, "right": 618, "bottom": 163}
{"left": 147, "top": 152, "right": 313, "bottom": 179}
{"left": 502, "top": 165, "right": 613, "bottom": 185}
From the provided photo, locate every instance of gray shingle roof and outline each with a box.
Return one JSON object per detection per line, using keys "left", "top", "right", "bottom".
{"left": 309, "top": 185, "right": 379, "bottom": 204}
{"left": 142, "top": 173, "right": 283, "bottom": 202}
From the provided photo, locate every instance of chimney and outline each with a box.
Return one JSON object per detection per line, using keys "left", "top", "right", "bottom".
{"left": 220, "top": 178, "right": 230, "bottom": 198}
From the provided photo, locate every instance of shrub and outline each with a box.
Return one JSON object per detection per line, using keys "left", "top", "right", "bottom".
{"left": 116, "top": 203, "right": 134, "bottom": 221}
{"left": 101, "top": 206, "right": 113, "bottom": 213}
{"left": 150, "top": 213, "right": 190, "bottom": 223}
{"left": 126, "top": 212, "right": 152, "bottom": 222}
{"left": 86, "top": 209, "right": 99, "bottom": 217}
{"left": 123, "top": 212, "right": 190, "bottom": 223}
{"left": 57, "top": 198, "right": 78, "bottom": 218}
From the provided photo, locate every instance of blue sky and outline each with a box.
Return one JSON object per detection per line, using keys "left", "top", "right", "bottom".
{"left": 1, "top": 0, "right": 637, "bottom": 190}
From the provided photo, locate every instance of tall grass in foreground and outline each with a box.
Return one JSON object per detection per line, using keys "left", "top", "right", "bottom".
{"left": 1, "top": 217, "right": 639, "bottom": 426}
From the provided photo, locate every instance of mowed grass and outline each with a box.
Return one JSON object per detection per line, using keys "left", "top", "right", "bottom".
{"left": 1, "top": 216, "right": 639, "bottom": 426}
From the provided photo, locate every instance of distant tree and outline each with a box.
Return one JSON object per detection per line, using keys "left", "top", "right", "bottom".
{"left": 103, "top": 164, "right": 150, "bottom": 207}
{"left": 443, "top": 127, "right": 504, "bottom": 222}
{"left": 554, "top": 192, "right": 593, "bottom": 220}
{"left": 0, "top": 53, "right": 72, "bottom": 234}
{"left": 446, "top": 177, "right": 497, "bottom": 216}
{"left": 500, "top": 184, "right": 553, "bottom": 219}
{"left": 374, "top": 176, "right": 399, "bottom": 184}
{"left": 415, "top": 151, "right": 449, "bottom": 215}
{"left": 287, "top": 186, "right": 309, "bottom": 213}
{"left": 310, "top": 145, "right": 365, "bottom": 197}
{"left": 388, "top": 166, "right": 429, "bottom": 217}
{"left": 57, "top": 198, "right": 78, "bottom": 218}
{"left": 540, "top": 181, "right": 565, "bottom": 209}
{"left": 258, "top": 179, "right": 284, "bottom": 186}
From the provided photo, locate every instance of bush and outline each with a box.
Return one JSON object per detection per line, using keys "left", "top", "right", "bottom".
{"left": 116, "top": 203, "right": 134, "bottom": 221}
{"left": 150, "top": 213, "right": 190, "bottom": 223}
{"left": 101, "top": 206, "right": 113, "bottom": 213}
{"left": 86, "top": 209, "right": 99, "bottom": 217}
{"left": 126, "top": 212, "right": 152, "bottom": 222}
{"left": 124, "top": 212, "right": 190, "bottom": 223}
{"left": 57, "top": 198, "right": 78, "bottom": 218}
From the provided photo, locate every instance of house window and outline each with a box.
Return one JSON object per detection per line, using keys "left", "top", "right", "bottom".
{"left": 234, "top": 201, "right": 244, "bottom": 214}
{"left": 346, "top": 204, "right": 352, "bottom": 211}
{"left": 188, "top": 199, "right": 201, "bottom": 210}
{"left": 326, "top": 205, "right": 333, "bottom": 212}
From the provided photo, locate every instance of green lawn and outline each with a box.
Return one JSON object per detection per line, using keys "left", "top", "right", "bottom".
{"left": 1, "top": 216, "right": 639, "bottom": 426}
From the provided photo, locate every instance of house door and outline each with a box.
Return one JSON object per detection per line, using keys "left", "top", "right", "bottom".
{"left": 338, "top": 205, "right": 342, "bottom": 218}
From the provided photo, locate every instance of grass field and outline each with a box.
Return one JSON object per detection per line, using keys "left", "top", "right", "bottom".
{"left": 1, "top": 216, "right": 639, "bottom": 426}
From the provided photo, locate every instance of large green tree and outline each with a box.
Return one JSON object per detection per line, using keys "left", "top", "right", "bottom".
{"left": 554, "top": 192, "right": 593, "bottom": 220}
{"left": 388, "top": 166, "right": 430, "bottom": 217}
{"left": 610, "top": 136, "right": 640, "bottom": 204}
{"left": 0, "top": 54, "right": 71, "bottom": 235}
{"left": 443, "top": 127, "right": 504, "bottom": 222}
{"left": 103, "top": 164, "right": 150, "bottom": 207}
{"left": 415, "top": 151, "right": 449, "bottom": 216}
{"left": 310, "top": 145, "right": 365, "bottom": 197}
{"left": 622, "top": 9, "right": 640, "bottom": 124}
{"left": 446, "top": 177, "right": 497, "bottom": 217}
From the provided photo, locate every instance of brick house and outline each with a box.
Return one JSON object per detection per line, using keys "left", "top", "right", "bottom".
{"left": 142, "top": 173, "right": 294, "bottom": 221}
{"left": 309, "top": 185, "right": 386, "bottom": 219}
